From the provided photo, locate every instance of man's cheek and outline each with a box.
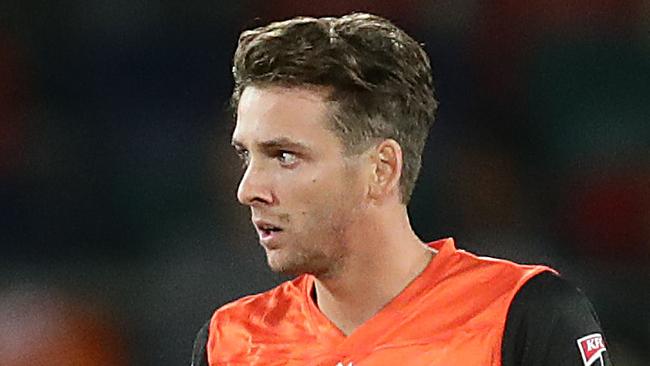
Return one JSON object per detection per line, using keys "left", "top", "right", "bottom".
{"left": 294, "top": 186, "right": 329, "bottom": 208}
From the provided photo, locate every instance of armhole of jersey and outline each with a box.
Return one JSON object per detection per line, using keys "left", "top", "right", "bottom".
{"left": 500, "top": 271, "right": 611, "bottom": 366}
{"left": 191, "top": 320, "right": 210, "bottom": 366}
{"left": 501, "top": 271, "right": 557, "bottom": 365}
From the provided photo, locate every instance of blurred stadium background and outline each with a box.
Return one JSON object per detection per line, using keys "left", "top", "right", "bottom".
{"left": 1, "top": 1, "right": 648, "bottom": 365}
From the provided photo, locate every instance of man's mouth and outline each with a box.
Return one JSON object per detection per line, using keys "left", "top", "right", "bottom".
{"left": 254, "top": 220, "right": 284, "bottom": 241}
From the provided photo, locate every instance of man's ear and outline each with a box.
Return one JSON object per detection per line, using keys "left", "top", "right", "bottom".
{"left": 368, "top": 139, "right": 403, "bottom": 201}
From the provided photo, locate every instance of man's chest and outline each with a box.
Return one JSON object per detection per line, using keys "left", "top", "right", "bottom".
{"left": 210, "top": 325, "right": 502, "bottom": 366}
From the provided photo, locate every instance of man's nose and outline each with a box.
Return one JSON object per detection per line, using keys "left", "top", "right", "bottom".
{"left": 237, "top": 162, "right": 273, "bottom": 206}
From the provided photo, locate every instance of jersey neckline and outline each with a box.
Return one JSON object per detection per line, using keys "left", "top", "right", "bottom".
{"left": 301, "top": 237, "right": 457, "bottom": 353}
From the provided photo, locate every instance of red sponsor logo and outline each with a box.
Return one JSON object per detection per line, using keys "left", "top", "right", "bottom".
{"left": 577, "top": 333, "right": 606, "bottom": 366}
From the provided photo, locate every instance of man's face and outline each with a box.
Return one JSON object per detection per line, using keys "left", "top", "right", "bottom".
{"left": 232, "top": 85, "right": 367, "bottom": 277}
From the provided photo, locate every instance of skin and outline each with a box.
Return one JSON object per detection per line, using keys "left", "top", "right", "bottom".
{"left": 232, "top": 85, "right": 434, "bottom": 335}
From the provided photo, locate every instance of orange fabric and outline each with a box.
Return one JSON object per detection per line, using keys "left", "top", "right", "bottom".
{"left": 207, "top": 238, "right": 553, "bottom": 365}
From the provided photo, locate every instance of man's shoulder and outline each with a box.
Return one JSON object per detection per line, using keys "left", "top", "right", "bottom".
{"left": 502, "top": 271, "right": 613, "bottom": 366}
{"left": 449, "top": 245, "right": 557, "bottom": 288}
{"left": 211, "top": 274, "right": 309, "bottom": 323}
{"left": 192, "top": 276, "right": 310, "bottom": 366}
{"left": 428, "top": 238, "right": 556, "bottom": 282}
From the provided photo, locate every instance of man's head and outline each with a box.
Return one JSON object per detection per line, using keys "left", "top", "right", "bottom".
{"left": 232, "top": 13, "right": 438, "bottom": 204}
{"left": 230, "top": 13, "right": 437, "bottom": 276}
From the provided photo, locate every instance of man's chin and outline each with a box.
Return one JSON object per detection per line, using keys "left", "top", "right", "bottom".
{"left": 267, "top": 262, "right": 304, "bottom": 276}
{"left": 267, "top": 258, "right": 333, "bottom": 279}
{"left": 266, "top": 253, "right": 309, "bottom": 276}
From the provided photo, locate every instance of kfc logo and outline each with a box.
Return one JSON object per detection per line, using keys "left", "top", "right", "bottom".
{"left": 577, "top": 333, "right": 606, "bottom": 366}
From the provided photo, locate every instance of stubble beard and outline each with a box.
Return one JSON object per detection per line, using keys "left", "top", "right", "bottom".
{"left": 264, "top": 213, "right": 349, "bottom": 278}
{"left": 265, "top": 164, "right": 364, "bottom": 278}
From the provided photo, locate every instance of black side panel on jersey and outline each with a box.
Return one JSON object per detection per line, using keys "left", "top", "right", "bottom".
{"left": 501, "top": 271, "right": 612, "bottom": 366}
{"left": 191, "top": 320, "right": 209, "bottom": 366}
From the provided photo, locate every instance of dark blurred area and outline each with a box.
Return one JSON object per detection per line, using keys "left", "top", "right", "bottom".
{"left": 1, "top": 1, "right": 648, "bottom": 365}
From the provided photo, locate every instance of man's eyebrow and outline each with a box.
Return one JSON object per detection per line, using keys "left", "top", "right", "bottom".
{"left": 258, "top": 137, "right": 310, "bottom": 151}
{"left": 231, "top": 137, "right": 311, "bottom": 151}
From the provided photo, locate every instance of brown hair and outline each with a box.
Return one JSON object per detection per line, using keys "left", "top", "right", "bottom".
{"left": 231, "top": 13, "right": 438, "bottom": 204}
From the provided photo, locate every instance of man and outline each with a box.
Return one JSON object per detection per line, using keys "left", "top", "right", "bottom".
{"left": 192, "top": 13, "right": 611, "bottom": 366}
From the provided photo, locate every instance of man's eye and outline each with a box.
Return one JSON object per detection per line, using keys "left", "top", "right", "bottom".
{"left": 277, "top": 151, "right": 297, "bottom": 166}
{"left": 236, "top": 150, "right": 249, "bottom": 168}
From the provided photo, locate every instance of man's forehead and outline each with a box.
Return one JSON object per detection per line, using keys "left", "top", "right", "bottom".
{"left": 232, "top": 85, "right": 335, "bottom": 147}
{"left": 236, "top": 85, "right": 334, "bottom": 120}
{"left": 231, "top": 122, "right": 312, "bottom": 148}
{"left": 239, "top": 84, "right": 332, "bottom": 102}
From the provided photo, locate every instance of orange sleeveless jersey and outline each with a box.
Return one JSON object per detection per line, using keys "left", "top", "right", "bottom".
{"left": 207, "top": 238, "right": 553, "bottom": 366}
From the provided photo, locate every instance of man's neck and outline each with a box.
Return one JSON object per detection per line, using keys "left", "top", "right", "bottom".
{"left": 312, "top": 207, "right": 434, "bottom": 336}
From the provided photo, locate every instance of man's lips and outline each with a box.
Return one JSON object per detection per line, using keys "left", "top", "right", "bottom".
{"left": 252, "top": 219, "right": 284, "bottom": 243}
